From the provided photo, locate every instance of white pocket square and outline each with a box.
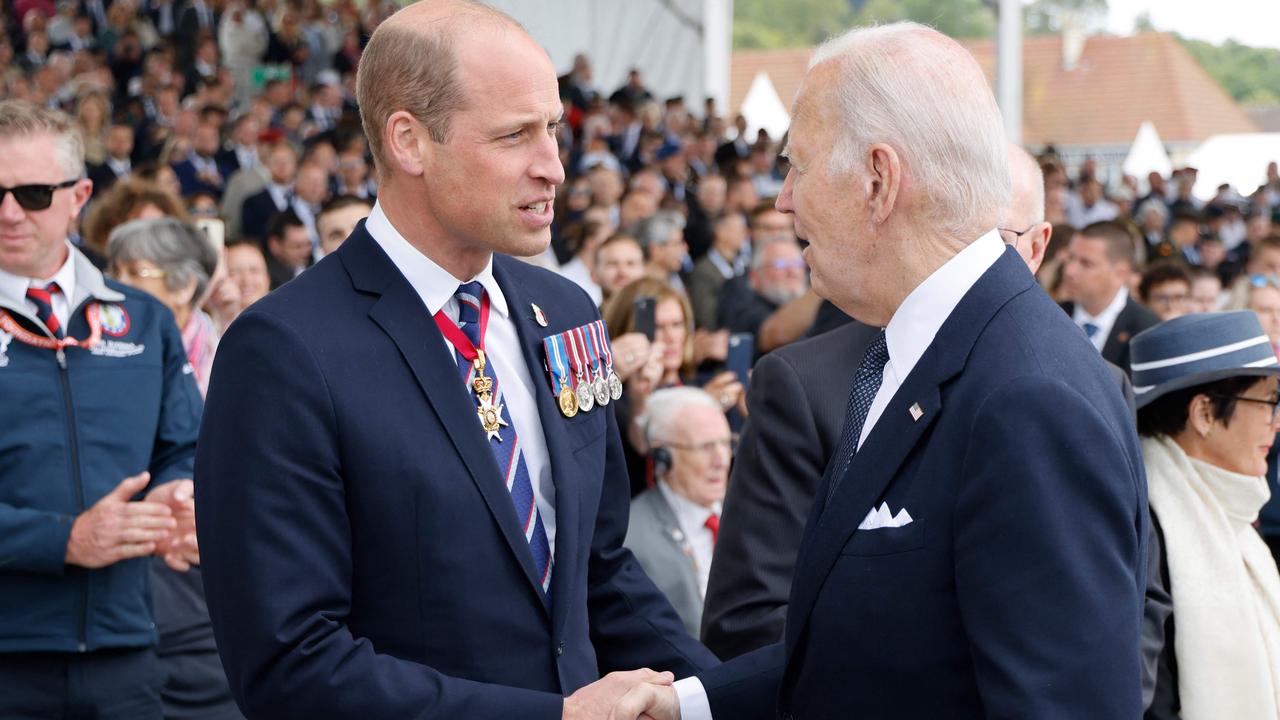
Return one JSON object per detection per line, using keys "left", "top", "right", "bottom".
{"left": 858, "top": 502, "right": 913, "bottom": 530}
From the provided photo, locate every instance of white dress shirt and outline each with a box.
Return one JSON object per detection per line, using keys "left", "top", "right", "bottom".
{"left": 674, "top": 229, "right": 1006, "bottom": 720}
{"left": 364, "top": 202, "right": 556, "bottom": 555}
{"left": 656, "top": 480, "right": 721, "bottom": 599}
{"left": 1071, "top": 285, "right": 1129, "bottom": 353}
{"left": 0, "top": 242, "right": 81, "bottom": 332}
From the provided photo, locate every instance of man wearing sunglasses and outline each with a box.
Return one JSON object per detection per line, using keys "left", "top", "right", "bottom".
{"left": 0, "top": 100, "right": 203, "bottom": 719}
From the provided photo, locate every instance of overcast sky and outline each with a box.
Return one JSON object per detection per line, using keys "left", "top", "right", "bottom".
{"left": 1105, "top": 0, "right": 1280, "bottom": 49}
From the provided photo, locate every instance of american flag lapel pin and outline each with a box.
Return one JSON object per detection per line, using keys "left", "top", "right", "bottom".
{"left": 909, "top": 403, "right": 924, "bottom": 421}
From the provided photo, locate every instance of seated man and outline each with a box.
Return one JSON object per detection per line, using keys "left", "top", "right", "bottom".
{"left": 716, "top": 239, "right": 815, "bottom": 356}
{"left": 625, "top": 388, "right": 730, "bottom": 638}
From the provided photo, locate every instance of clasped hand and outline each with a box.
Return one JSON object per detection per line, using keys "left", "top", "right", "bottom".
{"left": 562, "top": 668, "right": 681, "bottom": 720}
{"left": 65, "top": 472, "right": 200, "bottom": 571}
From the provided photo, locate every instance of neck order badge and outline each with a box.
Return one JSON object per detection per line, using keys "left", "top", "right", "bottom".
{"left": 432, "top": 293, "right": 508, "bottom": 441}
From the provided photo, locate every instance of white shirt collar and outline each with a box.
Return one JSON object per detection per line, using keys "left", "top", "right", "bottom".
{"left": 1074, "top": 284, "right": 1129, "bottom": 327}
{"left": 657, "top": 479, "right": 722, "bottom": 526}
{"left": 882, "top": 229, "right": 1005, "bottom": 386}
{"left": 363, "top": 200, "right": 509, "bottom": 319}
{"left": 0, "top": 240, "right": 77, "bottom": 308}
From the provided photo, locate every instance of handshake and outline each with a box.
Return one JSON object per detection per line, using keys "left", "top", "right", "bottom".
{"left": 562, "top": 668, "right": 683, "bottom": 720}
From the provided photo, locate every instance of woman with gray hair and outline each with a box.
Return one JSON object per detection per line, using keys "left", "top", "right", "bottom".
{"left": 107, "top": 217, "right": 220, "bottom": 396}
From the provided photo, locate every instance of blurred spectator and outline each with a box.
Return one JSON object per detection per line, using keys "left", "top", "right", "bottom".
{"left": 316, "top": 195, "right": 371, "bottom": 257}
{"left": 1138, "top": 262, "right": 1192, "bottom": 322}
{"left": 1061, "top": 221, "right": 1159, "bottom": 374}
{"left": 1065, "top": 177, "right": 1119, "bottom": 228}
{"left": 291, "top": 160, "right": 331, "bottom": 249}
{"left": 223, "top": 236, "right": 269, "bottom": 316}
{"left": 714, "top": 114, "right": 750, "bottom": 169}
{"left": 688, "top": 212, "right": 747, "bottom": 330}
{"left": 75, "top": 89, "right": 110, "bottom": 164}
{"left": 107, "top": 217, "right": 220, "bottom": 395}
{"left": 335, "top": 145, "right": 376, "bottom": 199}
{"left": 557, "top": 52, "right": 595, "bottom": 112}
{"left": 634, "top": 210, "right": 688, "bottom": 294}
{"left": 87, "top": 120, "right": 136, "bottom": 195}
{"left": 262, "top": 208, "right": 311, "bottom": 289}
{"left": 557, "top": 217, "right": 610, "bottom": 305}
{"left": 684, "top": 172, "right": 726, "bottom": 260}
{"left": 717, "top": 238, "right": 814, "bottom": 356}
{"left": 84, "top": 176, "right": 189, "bottom": 257}
{"left": 625, "top": 387, "right": 730, "bottom": 637}
{"left": 608, "top": 68, "right": 652, "bottom": 111}
{"left": 1236, "top": 274, "right": 1280, "bottom": 358}
{"left": 172, "top": 122, "right": 231, "bottom": 198}
{"left": 1135, "top": 198, "right": 1169, "bottom": 250}
{"left": 592, "top": 232, "right": 645, "bottom": 307}
{"left": 1188, "top": 265, "right": 1225, "bottom": 313}
{"left": 605, "top": 277, "right": 743, "bottom": 495}
{"left": 239, "top": 139, "right": 298, "bottom": 240}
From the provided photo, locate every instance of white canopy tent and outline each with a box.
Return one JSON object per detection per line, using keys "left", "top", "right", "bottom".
{"left": 1122, "top": 121, "right": 1173, "bottom": 180}
{"left": 739, "top": 71, "right": 790, "bottom": 141}
{"left": 1186, "top": 133, "right": 1280, "bottom": 201}
{"left": 487, "top": 0, "right": 734, "bottom": 116}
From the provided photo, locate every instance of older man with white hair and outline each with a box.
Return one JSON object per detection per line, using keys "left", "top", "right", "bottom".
{"left": 625, "top": 388, "right": 731, "bottom": 638}
{"left": 612, "top": 21, "right": 1147, "bottom": 720}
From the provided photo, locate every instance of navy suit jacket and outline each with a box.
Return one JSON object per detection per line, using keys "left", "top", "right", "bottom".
{"left": 699, "top": 249, "right": 1148, "bottom": 719}
{"left": 239, "top": 188, "right": 284, "bottom": 240}
{"left": 194, "top": 223, "right": 716, "bottom": 719}
{"left": 172, "top": 156, "right": 231, "bottom": 198}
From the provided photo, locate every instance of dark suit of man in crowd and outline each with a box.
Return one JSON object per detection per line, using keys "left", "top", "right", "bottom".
{"left": 194, "top": 3, "right": 715, "bottom": 719}
{"left": 613, "top": 22, "right": 1146, "bottom": 720}
{"left": 1061, "top": 220, "right": 1160, "bottom": 374}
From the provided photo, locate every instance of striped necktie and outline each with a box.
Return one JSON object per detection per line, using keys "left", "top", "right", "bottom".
{"left": 454, "top": 282, "right": 553, "bottom": 598}
{"left": 26, "top": 282, "right": 64, "bottom": 339}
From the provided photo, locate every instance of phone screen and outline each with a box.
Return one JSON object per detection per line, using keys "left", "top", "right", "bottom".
{"left": 194, "top": 218, "right": 226, "bottom": 251}
{"left": 633, "top": 295, "right": 657, "bottom": 341}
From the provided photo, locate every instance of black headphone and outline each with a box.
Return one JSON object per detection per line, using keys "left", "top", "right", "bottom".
{"left": 650, "top": 447, "right": 672, "bottom": 478}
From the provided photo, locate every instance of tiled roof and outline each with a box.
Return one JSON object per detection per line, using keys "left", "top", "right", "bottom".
{"left": 729, "top": 32, "right": 1258, "bottom": 147}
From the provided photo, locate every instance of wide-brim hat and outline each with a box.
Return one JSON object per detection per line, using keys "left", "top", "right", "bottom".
{"left": 1131, "top": 310, "right": 1280, "bottom": 408}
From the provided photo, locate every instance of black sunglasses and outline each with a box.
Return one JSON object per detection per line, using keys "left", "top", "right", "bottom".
{"left": 0, "top": 179, "right": 79, "bottom": 211}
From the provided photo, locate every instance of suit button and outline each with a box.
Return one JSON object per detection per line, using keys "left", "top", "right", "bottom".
{"left": 555, "top": 642, "right": 565, "bottom": 657}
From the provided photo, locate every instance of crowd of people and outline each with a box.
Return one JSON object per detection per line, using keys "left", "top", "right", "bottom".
{"left": 5, "top": 0, "right": 1280, "bottom": 717}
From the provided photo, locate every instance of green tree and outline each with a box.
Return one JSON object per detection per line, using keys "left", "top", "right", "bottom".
{"left": 851, "top": 0, "right": 994, "bottom": 38}
{"left": 1024, "top": 0, "right": 1108, "bottom": 34}
{"left": 733, "top": 0, "right": 853, "bottom": 49}
{"left": 1180, "top": 37, "right": 1280, "bottom": 107}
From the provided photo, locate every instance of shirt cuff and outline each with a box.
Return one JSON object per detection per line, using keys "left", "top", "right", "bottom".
{"left": 674, "top": 675, "right": 713, "bottom": 720}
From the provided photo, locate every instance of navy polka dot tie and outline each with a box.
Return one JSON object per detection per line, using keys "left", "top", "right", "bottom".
{"left": 825, "top": 331, "right": 890, "bottom": 506}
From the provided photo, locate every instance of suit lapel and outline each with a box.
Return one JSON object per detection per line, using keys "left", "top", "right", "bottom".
{"left": 493, "top": 257, "right": 581, "bottom": 632}
{"left": 340, "top": 231, "right": 550, "bottom": 613}
{"left": 784, "top": 249, "right": 1033, "bottom": 654}
{"left": 1100, "top": 300, "right": 1133, "bottom": 365}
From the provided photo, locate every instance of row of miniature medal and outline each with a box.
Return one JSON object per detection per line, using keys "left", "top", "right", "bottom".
{"left": 542, "top": 320, "right": 624, "bottom": 418}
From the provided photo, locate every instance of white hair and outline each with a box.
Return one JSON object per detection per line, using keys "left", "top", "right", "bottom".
{"left": 1005, "top": 142, "right": 1045, "bottom": 228}
{"left": 808, "top": 22, "right": 1011, "bottom": 239}
{"left": 639, "top": 387, "right": 722, "bottom": 448}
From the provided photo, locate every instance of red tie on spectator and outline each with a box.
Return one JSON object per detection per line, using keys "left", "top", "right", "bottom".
{"left": 26, "top": 283, "right": 63, "bottom": 339}
{"left": 704, "top": 513, "right": 719, "bottom": 545}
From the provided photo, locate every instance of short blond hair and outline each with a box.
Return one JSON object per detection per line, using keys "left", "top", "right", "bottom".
{"left": 356, "top": 0, "right": 523, "bottom": 178}
{"left": 0, "top": 99, "right": 85, "bottom": 178}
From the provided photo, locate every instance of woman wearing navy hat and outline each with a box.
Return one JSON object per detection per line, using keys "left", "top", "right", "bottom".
{"left": 1133, "top": 311, "right": 1280, "bottom": 719}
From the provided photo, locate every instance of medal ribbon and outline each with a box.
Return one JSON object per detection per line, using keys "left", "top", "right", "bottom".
{"left": 543, "top": 334, "right": 570, "bottom": 394}
{"left": 0, "top": 303, "right": 102, "bottom": 351}
{"left": 433, "top": 292, "right": 490, "bottom": 364}
{"left": 565, "top": 326, "right": 585, "bottom": 385}
{"left": 592, "top": 320, "right": 614, "bottom": 370}
{"left": 580, "top": 326, "right": 602, "bottom": 379}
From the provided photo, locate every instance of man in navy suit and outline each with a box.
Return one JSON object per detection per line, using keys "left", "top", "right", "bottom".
{"left": 194, "top": 2, "right": 716, "bottom": 719}
{"left": 613, "top": 22, "right": 1147, "bottom": 720}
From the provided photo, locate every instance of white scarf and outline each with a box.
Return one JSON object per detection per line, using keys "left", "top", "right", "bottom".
{"left": 1143, "top": 434, "right": 1280, "bottom": 718}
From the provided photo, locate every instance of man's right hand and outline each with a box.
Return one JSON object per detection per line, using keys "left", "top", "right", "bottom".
{"left": 65, "top": 472, "right": 176, "bottom": 568}
{"left": 608, "top": 681, "right": 681, "bottom": 720}
{"left": 563, "top": 669, "right": 674, "bottom": 720}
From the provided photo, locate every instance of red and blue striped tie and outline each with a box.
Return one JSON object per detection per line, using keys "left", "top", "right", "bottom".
{"left": 26, "top": 282, "right": 63, "bottom": 339}
{"left": 454, "top": 282, "right": 553, "bottom": 599}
